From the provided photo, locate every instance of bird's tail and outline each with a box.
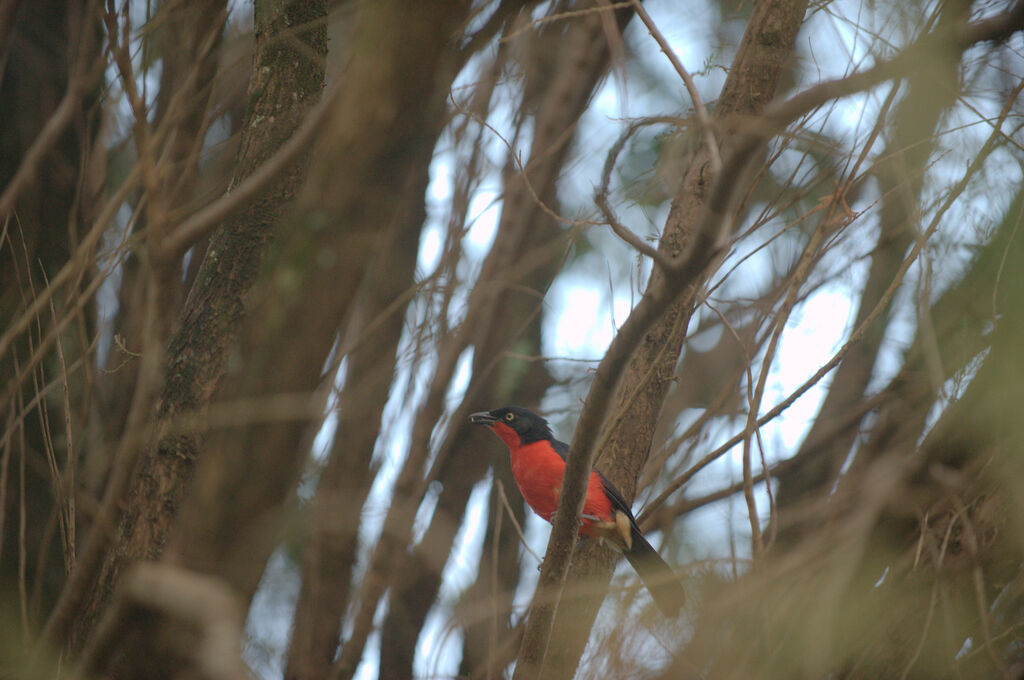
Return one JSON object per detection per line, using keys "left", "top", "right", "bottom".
{"left": 623, "top": 530, "right": 686, "bottom": 618}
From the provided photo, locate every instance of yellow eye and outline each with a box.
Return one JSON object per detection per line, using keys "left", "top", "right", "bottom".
{"left": 505, "top": 412, "right": 515, "bottom": 422}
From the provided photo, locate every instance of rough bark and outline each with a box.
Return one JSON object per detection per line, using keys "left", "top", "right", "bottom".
{"left": 73, "top": 0, "right": 325, "bottom": 654}
{"left": 98, "top": 0, "right": 229, "bottom": 445}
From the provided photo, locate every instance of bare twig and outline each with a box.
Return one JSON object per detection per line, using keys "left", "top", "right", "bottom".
{"left": 630, "top": 0, "right": 721, "bottom": 176}
{"left": 594, "top": 191, "right": 672, "bottom": 267}
{"left": 594, "top": 116, "right": 682, "bottom": 269}
{"left": 498, "top": 480, "right": 543, "bottom": 564}
{"left": 707, "top": 302, "right": 764, "bottom": 557}
{"left": 43, "top": 268, "right": 76, "bottom": 571}
{"left": 450, "top": 94, "right": 591, "bottom": 231}
{"left": 103, "top": 0, "right": 166, "bottom": 251}
{"left": 0, "top": 146, "right": 142, "bottom": 423}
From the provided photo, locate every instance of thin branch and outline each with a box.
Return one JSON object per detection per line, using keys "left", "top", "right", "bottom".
{"left": 708, "top": 302, "right": 764, "bottom": 557}
{"left": 498, "top": 480, "right": 542, "bottom": 564}
{"left": 594, "top": 116, "right": 682, "bottom": 269}
{"left": 0, "top": 199, "right": 142, "bottom": 444}
{"left": 657, "top": 457, "right": 795, "bottom": 519}
{"left": 932, "top": 474, "right": 1012, "bottom": 680}
{"left": 594, "top": 191, "right": 673, "bottom": 267}
{"left": 450, "top": 93, "right": 592, "bottom": 231}
{"left": 103, "top": 0, "right": 166, "bottom": 251}
{"left": 631, "top": 0, "right": 721, "bottom": 176}
{"left": 41, "top": 268, "right": 77, "bottom": 571}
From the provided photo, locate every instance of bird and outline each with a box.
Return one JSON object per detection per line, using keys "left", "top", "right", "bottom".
{"left": 469, "top": 405, "right": 685, "bottom": 617}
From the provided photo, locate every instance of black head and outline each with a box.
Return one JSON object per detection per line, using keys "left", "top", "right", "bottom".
{"left": 469, "top": 406, "right": 554, "bottom": 444}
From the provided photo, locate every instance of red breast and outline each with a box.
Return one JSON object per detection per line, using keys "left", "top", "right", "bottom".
{"left": 492, "top": 424, "right": 614, "bottom": 531}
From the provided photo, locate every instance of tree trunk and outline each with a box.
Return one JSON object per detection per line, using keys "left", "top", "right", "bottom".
{"left": 71, "top": 0, "right": 327, "bottom": 657}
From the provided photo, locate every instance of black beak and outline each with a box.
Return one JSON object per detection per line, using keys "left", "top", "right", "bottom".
{"left": 469, "top": 410, "right": 497, "bottom": 425}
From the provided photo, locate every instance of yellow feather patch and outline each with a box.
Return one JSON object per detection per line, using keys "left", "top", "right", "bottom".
{"left": 615, "top": 511, "right": 633, "bottom": 551}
